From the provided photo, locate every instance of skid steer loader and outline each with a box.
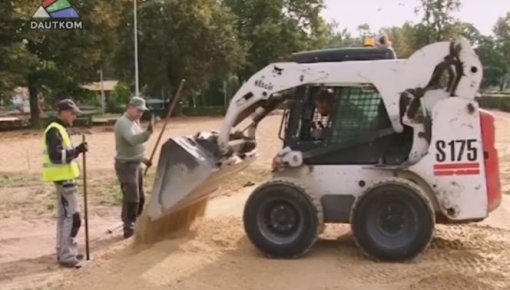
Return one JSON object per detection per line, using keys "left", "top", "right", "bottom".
{"left": 146, "top": 37, "right": 501, "bottom": 261}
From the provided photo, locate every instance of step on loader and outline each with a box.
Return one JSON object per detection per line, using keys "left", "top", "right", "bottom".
{"left": 146, "top": 37, "right": 501, "bottom": 261}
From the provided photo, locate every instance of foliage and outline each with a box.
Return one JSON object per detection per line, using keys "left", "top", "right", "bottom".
{"left": 476, "top": 36, "right": 510, "bottom": 90}
{"left": 324, "top": 21, "right": 360, "bottom": 48}
{"left": 476, "top": 96, "right": 510, "bottom": 112}
{"left": 491, "top": 12, "right": 510, "bottom": 91}
{"left": 11, "top": 0, "right": 127, "bottom": 127}
{"left": 413, "top": 0, "right": 462, "bottom": 45}
{"left": 114, "top": 0, "right": 245, "bottom": 99}
{"left": 0, "top": 1, "right": 38, "bottom": 99}
{"left": 222, "top": 0, "right": 330, "bottom": 80}
{"left": 107, "top": 82, "right": 132, "bottom": 113}
{"left": 2, "top": 0, "right": 510, "bottom": 120}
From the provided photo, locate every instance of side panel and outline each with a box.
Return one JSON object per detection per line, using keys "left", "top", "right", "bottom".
{"left": 275, "top": 165, "right": 394, "bottom": 198}
{"left": 409, "top": 98, "right": 488, "bottom": 220}
{"left": 479, "top": 109, "right": 502, "bottom": 212}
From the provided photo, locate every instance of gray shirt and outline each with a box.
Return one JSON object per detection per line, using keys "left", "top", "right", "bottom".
{"left": 114, "top": 113, "right": 151, "bottom": 162}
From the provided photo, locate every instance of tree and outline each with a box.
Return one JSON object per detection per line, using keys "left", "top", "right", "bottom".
{"left": 324, "top": 21, "right": 359, "bottom": 48}
{"left": 14, "top": 0, "right": 125, "bottom": 127}
{"left": 357, "top": 23, "right": 372, "bottom": 37}
{"left": 413, "top": 0, "right": 462, "bottom": 46}
{"left": 449, "top": 22, "right": 483, "bottom": 45}
{"left": 0, "top": 1, "right": 37, "bottom": 102}
{"left": 113, "top": 0, "right": 245, "bottom": 102}
{"left": 476, "top": 36, "right": 509, "bottom": 91}
{"left": 485, "top": 12, "right": 510, "bottom": 91}
{"left": 385, "top": 22, "right": 420, "bottom": 58}
{"left": 223, "top": 0, "right": 330, "bottom": 80}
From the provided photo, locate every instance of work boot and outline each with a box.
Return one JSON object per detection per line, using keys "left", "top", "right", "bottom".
{"left": 59, "top": 259, "right": 82, "bottom": 269}
{"left": 124, "top": 228, "right": 134, "bottom": 239}
{"left": 123, "top": 202, "right": 138, "bottom": 239}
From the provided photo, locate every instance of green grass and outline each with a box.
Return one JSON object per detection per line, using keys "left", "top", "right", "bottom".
{"left": 88, "top": 176, "right": 123, "bottom": 206}
{"left": 0, "top": 173, "right": 39, "bottom": 187}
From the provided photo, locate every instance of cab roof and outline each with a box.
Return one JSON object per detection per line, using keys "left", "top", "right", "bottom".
{"left": 290, "top": 47, "right": 396, "bottom": 63}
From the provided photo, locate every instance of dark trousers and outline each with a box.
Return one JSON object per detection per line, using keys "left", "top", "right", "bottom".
{"left": 114, "top": 160, "right": 145, "bottom": 233}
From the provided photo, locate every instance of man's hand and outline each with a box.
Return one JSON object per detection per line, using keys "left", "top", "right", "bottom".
{"left": 76, "top": 142, "right": 88, "bottom": 154}
{"left": 147, "top": 114, "right": 154, "bottom": 134}
{"left": 147, "top": 121, "right": 153, "bottom": 134}
{"left": 142, "top": 158, "right": 152, "bottom": 168}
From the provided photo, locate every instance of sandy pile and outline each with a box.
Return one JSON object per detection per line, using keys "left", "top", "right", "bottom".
{"left": 60, "top": 187, "right": 510, "bottom": 290}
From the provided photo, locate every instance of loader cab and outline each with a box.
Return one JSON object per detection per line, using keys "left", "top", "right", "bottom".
{"left": 280, "top": 83, "right": 414, "bottom": 165}
{"left": 278, "top": 47, "right": 408, "bottom": 165}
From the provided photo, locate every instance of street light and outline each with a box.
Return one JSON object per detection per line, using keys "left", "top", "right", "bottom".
{"left": 134, "top": 0, "right": 140, "bottom": 98}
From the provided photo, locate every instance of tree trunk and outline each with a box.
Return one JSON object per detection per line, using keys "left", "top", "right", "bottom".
{"left": 28, "top": 85, "right": 41, "bottom": 129}
{"left": 499, "top": 78, "right": 506, "bottom": 92}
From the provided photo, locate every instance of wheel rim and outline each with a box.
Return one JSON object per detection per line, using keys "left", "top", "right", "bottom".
{"left": 365, "top": 194, "right": 418, "bottom": 249}
{"left": 256, "top": 196, "right": 304, "bottom": 245}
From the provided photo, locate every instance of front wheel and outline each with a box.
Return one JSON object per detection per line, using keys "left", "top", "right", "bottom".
{"left": 350, "top": 178, "right": 435, "bottom": 262}
{"left": 243, "top": 179, "right": 323, "bottom": 259}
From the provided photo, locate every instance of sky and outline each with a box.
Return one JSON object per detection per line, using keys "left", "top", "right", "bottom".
{"left": 321, "top": 0, "right": 510, "bottom": 36}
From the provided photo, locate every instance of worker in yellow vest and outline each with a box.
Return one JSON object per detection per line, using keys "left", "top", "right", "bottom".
{"left": 42, "top": 99, "right": 88, "bottom": 268}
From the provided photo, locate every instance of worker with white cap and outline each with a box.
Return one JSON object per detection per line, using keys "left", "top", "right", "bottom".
{"left": 113, "top": 96, "right": 153, "bottom": 238}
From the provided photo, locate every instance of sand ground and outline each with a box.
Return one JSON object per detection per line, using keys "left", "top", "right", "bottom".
{"left": 1, "top": 112, "right": 510, "bottom": 290}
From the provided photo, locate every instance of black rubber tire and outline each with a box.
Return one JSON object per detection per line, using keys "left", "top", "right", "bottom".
{"left": 243, "top": 179, "right": 323, "bottom": 259}
{"left": 350, "top": 178, "right": 435, "bottom": 262}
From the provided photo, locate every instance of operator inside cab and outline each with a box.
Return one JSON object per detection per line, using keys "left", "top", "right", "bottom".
{"left": 314, "top": 88, "right": 333, "bottom": 116}
{"left": 311, "top": 87, "right": 334, "bottom": 139}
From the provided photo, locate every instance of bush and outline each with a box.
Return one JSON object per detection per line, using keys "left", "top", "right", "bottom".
{"left": 475, "top": 96, "right": 510, "bottom": 112}
{"left": 107, "top": 82, "right": 131, "bottom": 113}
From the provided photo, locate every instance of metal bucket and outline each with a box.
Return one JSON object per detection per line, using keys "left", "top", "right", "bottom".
{"left": 146, "top": 131, "right": 257, "bottom": 221}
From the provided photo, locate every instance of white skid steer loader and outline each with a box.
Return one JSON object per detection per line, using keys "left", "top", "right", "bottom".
{"left": 146, "top": 37, "right": 502, "bottom": 261}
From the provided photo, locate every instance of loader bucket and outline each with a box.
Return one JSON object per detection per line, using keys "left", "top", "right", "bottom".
{"left": 146, "top": 132, "right": 257, "bottom": 221}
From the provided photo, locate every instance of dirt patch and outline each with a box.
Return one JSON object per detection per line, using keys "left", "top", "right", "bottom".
{"left": 1, "top": 112, "right": 510, "bottom": 290}
{"left": 59, "top": 204, "right": 510, "bottom": 290}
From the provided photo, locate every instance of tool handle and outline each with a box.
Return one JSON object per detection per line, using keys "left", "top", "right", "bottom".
{"left": 144, "top": 79, "right": 186, "bottom": 176}
{"left": 82, "top": 135, "right": 90, "bottom": 260}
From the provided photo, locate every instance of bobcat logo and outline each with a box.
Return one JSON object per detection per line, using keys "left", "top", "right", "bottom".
{"left": 254, "top": 80, "right": 274, "bottom": 91}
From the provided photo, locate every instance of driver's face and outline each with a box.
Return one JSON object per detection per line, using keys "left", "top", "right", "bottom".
{"left": 315, "top": 99, "right": 331, "bottom": 116}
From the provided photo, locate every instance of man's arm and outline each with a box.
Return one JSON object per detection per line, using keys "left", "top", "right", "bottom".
{"left": 46, "top": 128, "right": 79, "bottom": 164}
{"left": 117, "top": 119, "right": 151, "bottom": 146}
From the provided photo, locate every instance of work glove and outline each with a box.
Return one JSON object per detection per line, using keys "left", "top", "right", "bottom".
{"left": 76, "top": 142, "right": 88, "bottom": 154}
{"left": 142, "top": 158, "right": 152, "bottom": 168}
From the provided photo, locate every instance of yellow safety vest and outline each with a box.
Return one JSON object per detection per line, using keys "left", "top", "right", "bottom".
{"left": 42, "top": 122, "right": 80, "bottom": 182}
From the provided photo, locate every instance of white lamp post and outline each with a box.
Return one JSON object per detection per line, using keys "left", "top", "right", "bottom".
{"left": 99, "top": 69, "right": 105, "bottom": 114}
{"left": 133, "top": 0, "right": 140, "bottom": 98}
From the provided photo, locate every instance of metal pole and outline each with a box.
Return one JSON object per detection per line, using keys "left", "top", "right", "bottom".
{"left": 82, "top": 135, "right": 90, "bottom": 260}
{"left": 134, "top": 0, "right": 140, "bottom": 97}
{"left": 223, "top": 80, "right": 227, "bottom": 109}
{"left": 100, "top": 69, "right": 105, "bottom": 114}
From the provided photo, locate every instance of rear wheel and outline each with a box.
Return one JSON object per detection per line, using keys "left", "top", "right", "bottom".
{"left": 243, "top": 179, "right": 323, "bottom": 258}
{"left": 350, "top": 178, "right": 435, "bottom": 262}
